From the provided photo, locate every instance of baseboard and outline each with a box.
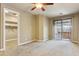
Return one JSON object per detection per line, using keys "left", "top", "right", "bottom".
{"left": 43, "top": 38, "right": 48, "bottom": 42}
{"left": 18, "top": 39, "right": 49, "bottom": 46}
{"left": 0, "top": 48, "right": 5, "bottom": 51}
{"left": 38, "top": 40, "right": 43, "bottom": 42}
{"left": 34, "top": 39, "right": 48, "bottom": 42}
{"left": 18, "top": 40, "right": 33, "bottom": 46}
{"left": 72, "top": 41, "right": 79, "bottom": 44}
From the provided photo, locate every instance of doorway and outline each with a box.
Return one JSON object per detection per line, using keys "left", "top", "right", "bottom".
{"left": 4, "top": 8, "right": 19, "bottom": 50}
{"left": 54, "top": 18, "right": 72, "bottom": 40}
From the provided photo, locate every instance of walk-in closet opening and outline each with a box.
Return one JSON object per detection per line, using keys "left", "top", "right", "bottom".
{"left": 4, "top": 8, "right": 19, "bottom": 50}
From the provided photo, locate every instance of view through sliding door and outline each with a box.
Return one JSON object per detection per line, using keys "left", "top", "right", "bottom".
{"left": 54, "top": 18, "right": 72, "bottom": 40}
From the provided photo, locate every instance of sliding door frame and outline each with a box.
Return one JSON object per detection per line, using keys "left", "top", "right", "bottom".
{"left": 53, "top": 18, "right": 72, "bottom": 40}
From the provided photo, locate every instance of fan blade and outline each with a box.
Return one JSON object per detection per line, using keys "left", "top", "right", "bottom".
{"left": 41, "top": 7, "right": 45, "bottom": 11}
{"left": 31, "top": 7, "right": 36, "bottom": 11}
{"left": 43, "top": 3, "right": 54, "bottom": 5}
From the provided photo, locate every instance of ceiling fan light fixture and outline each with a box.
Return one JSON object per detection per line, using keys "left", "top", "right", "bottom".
{"left": 31, "top": 3, "right": 54, "bottom": 11}
{"left": 35, "top": 3, "right": 43, "bottom": 8}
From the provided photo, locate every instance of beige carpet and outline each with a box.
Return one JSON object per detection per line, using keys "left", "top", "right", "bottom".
{"left": 0, "top": 40, "right": 79, "bottom": 56}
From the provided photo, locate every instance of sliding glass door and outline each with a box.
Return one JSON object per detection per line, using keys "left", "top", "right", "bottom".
{"left": 54, "top": 18, "right": 72, "bottom": 40}
{"left": 54, "top": 20, "right": 62, "bottom": 40}
{"left": 62, "top": 19, "right": 72, "bottom": 40}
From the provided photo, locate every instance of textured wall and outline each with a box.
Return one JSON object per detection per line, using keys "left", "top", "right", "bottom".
{"left": 0, "top": 3, "right": 4, "bottom": 49}
{"left": 71, "top": 14, "right": 79, "bottom": 43}
{"left": 0, "top": 3, "right": 1, "bottom": 49}
{"left": 33, "top": 15, "right": 50, "bottom": 41}
{"left": 19, "top": 12, "right": 34, "bottom": 43}
{"left": 43, "top": 16, "right": 49, "bottom": 41}
{"left": 48, "top": 19, "right": 53, "bottom": 40}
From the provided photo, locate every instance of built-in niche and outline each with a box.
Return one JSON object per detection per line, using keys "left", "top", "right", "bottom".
{"left": 4, "top": 8, "right": 19, "bottom": 49}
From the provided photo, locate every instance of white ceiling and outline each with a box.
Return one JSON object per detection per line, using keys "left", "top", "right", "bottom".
{"left": 6, "top": 3, "right": 79, "bottom": 17}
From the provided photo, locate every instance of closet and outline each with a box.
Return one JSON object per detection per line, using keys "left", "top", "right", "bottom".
{"left": 4, "top": 8, "right": 19, "bottom": 49}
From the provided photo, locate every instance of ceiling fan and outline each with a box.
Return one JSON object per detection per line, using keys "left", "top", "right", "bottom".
{"left": 31, "top": 3, "right": 54, "bottom": 11}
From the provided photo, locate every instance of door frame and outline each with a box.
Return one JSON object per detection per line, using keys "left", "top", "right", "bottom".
{"left": 3, "top": 8, "right": 20, "bottom": 50}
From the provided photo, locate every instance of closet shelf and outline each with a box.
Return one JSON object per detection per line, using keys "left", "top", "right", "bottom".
{"left": 5, "top": 18, "right": 18, "bottom": 23}
{"left": 5, "top": 23, "right": 18, "bottom": 26}
{"left": 6, "top": 39, "right": 17, "bottom": 42}
{"left": 5, "top": 21, "right": 18, "bottom": 24}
